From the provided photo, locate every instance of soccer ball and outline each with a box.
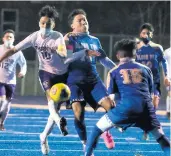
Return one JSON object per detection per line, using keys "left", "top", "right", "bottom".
{"left": 49, "top": 83, "right": 71, "bottom": 103}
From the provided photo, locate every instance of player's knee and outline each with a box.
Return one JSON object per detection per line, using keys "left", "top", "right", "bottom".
{"left": 150, "top": 127, "right": 164, "bottom": 140}
{"left": 157, "top": 135, "right": 170, "bottom": 150}
{"left": 72, "top": 102, "right": 84, "bottom": 120}
{"left": 72, "top": 101, "right": 82, "bottom": 112}
{"left": 0, "top": 95, "right": 6, "bottom": 101}
{"left": 99, "top": 97, "right": 113, "bottom": 111}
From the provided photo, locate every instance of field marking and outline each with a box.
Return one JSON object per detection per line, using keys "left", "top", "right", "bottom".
{"left": 11, "top": 104, "right": 168, "bottom": 115}
{"left": 0, "top": 140, "right": 160, "bottom": 145}
{"left": 0, "top": 149, "right": 163, "bottom": 153}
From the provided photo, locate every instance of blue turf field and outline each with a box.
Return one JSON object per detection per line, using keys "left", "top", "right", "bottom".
{"left": 0, "top": 108, "right": 170, "bottom": 156}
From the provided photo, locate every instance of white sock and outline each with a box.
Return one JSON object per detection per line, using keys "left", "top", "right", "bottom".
{"left": 96, "top": 114, "right": 114, "bottom": 132}
{"left": 41, "top": 116, "right": 55, "bottom": 141}
{"left": 0, "top": 100, "right": 10, "bottom": 124}
{"left": 166, "top": 96, "right": 171, "bottom": 113}
{"left": 48, "top": 100, "right": 61, "bottom": 124}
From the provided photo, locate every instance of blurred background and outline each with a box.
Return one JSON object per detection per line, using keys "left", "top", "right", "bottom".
{"left": 0, "top": 1, "right": 170, "bottom": 106}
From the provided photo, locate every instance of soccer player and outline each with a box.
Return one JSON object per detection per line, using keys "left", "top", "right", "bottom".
{"left": 85, "top": 39, "right": 170, "bottom": 156}
{"left": 164, "top": 47, "right": 171, "bottom": 118}
{"left": 0, "top": 29, "right": 27, "bottom": 131}
{"left": 0, "top": 6, "right": 100, "bottom": 155}
{"left": 64, "top": 9, "right": 116, "bottom": 153}
{"left": 136, "top": 23, "right": 170, "bottom": 109}
{"left": 135, "top": 23, "right": 170, "bottom": 140}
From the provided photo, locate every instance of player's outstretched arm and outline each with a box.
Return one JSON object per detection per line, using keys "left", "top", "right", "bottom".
{"left": 99, "top": 57, "right": 116, "bottom": 70}
{"left": 17, "top": 52, "right": 27, "bottom": 78}
{"left": 64, "top": 49, "right": 101, "bottom": 64}
{"left": 0, "top": 47, "right": 16, "bottom": 62}
{"left": 97, "top": 48, "right": 116, "bottom": 70}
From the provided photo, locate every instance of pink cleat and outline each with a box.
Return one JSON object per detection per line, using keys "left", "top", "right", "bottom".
{"left": 101, "top": 131, "right": 115, "bottom": 149}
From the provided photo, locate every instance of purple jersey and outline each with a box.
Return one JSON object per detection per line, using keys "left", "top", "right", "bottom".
{"left": 15, "top": 31, "right": 68, "bottom": 75}
{"left": 0, "top": 45, "right": 26, "bottom": 84}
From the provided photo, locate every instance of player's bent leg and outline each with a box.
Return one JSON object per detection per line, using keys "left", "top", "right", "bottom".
{"left": 99, "top": 97, "right": 115, "bottom": 149}
{"left": 72, "top": 101, "right": 87, "bottom": 145}
{"left": 150, "top": 127, "right": 170, "bottom": 155}
{"left": 47, "top": 95, "right": 68, "bottom": 136}
{"left": 85, "top": 114, "right": 114, "bottom": 156}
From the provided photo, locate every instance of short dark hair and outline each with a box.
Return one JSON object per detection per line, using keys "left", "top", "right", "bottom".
{"left": 39, "top": 5, "right": 59, "bottom": 20}
{"left": 114, "top": 39, "right": 136, "bottom": 58}
{"left": 3, "top": 29, "right": 15, "bottom": 37}
{"left": 140, "top": 23, "right": 154, "bottom": 32}
{"left": 68, "top": 9, "right": 87, "bottom": 26}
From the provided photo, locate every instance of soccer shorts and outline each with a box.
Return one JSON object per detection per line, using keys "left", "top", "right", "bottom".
{"left": 0, "top": 83, "right": 16, "bottom": 100}
{"left": 39, "top": 70, "right": 68, "bottom": 91}
{"left": 68, "top": 80, "right": 109, "bottom": 110}
{"left": 107, "top": 97, "right": 161, "bottom": 132}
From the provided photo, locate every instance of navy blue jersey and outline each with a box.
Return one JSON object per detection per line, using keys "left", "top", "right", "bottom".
{"left": 107, "top": 59, "right": 153, "bottom": 100}
{"left": 136, "top": 43, "right": 167, "bottom": 83}
{"left": 67, "top": 33, "right": 107, "bottom": 84}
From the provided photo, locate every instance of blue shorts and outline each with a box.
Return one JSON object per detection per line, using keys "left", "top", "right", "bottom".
{"left": 39, "top": 70, "right": 68, "bottom": 91}
{"left": 0, "top": 83, "right": 16, "bottom": 100}
{"left": 68, "top": 80, "right": 109, "bottom": 110}
{"left": 107, "top": 97, "right": 161, "bottom": 132}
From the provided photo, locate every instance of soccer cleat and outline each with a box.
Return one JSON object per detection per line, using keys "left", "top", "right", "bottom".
{"left": 0, "top": 124, "right": 5, "bottom": 131}
{"left": 101, "top": 131, "right": 115, "bottom": 149}
{"left": 40, "top": 133, "right": 49, "bottom": 155}
{"left": 57, "top": 117, "right": 68, "bottom": 136}
{"left": 142, "top": 131, "right": 150, "bottom": 141}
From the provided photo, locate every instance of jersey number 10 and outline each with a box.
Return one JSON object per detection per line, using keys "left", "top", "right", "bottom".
{"left": 120, "top": 69, "right": 142, "bottom": 84}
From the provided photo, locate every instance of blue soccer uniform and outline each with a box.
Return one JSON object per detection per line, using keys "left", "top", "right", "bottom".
{"left": 85, "top": 58, "right": 170, "bottom": 156}
{"left": 67, "top": 32, "right": 115, "bottom": 109}
{"left": 136, "top": 42, "right": 168, "bottom": 96}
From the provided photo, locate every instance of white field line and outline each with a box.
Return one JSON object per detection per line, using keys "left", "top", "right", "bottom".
{"left": 0, "top": 149, "right": 163, "bottom": 153}
{"left": 11, "top": 103, "right": 167, "bottom": 115}
{"left": 0, "top": 140, "right": 159, "bottom": 145}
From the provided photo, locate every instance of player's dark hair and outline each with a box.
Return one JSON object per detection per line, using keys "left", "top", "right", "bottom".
{"left": 39, "top": 5, "right": 59, "bottom": 21}
{"left": 140, "top": 23, "right": 154, "bottom": 32}
{"left": 3, "top": 29, "right": 15, "bottom": 37}
{"left": 68, "top": 9, "right": 87, "bottom": 26}
{"left": 114, "top": 39, "right": 136, "bottom": 58}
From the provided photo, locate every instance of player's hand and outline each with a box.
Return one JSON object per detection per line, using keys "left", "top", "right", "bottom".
{"left": 64, "top": 33, "right": 70, "bottom": 41}
{"left": 18, "top": 72, "right": 24, "bottom": 78}
{"left": 64, "top": 32, "right": 77, "bottom": 41}
{"left": 86, "top": 50, "right": 101, "bottom": 57}
{"left": 164, "top": 77, "right": 171, "bottom": 86}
